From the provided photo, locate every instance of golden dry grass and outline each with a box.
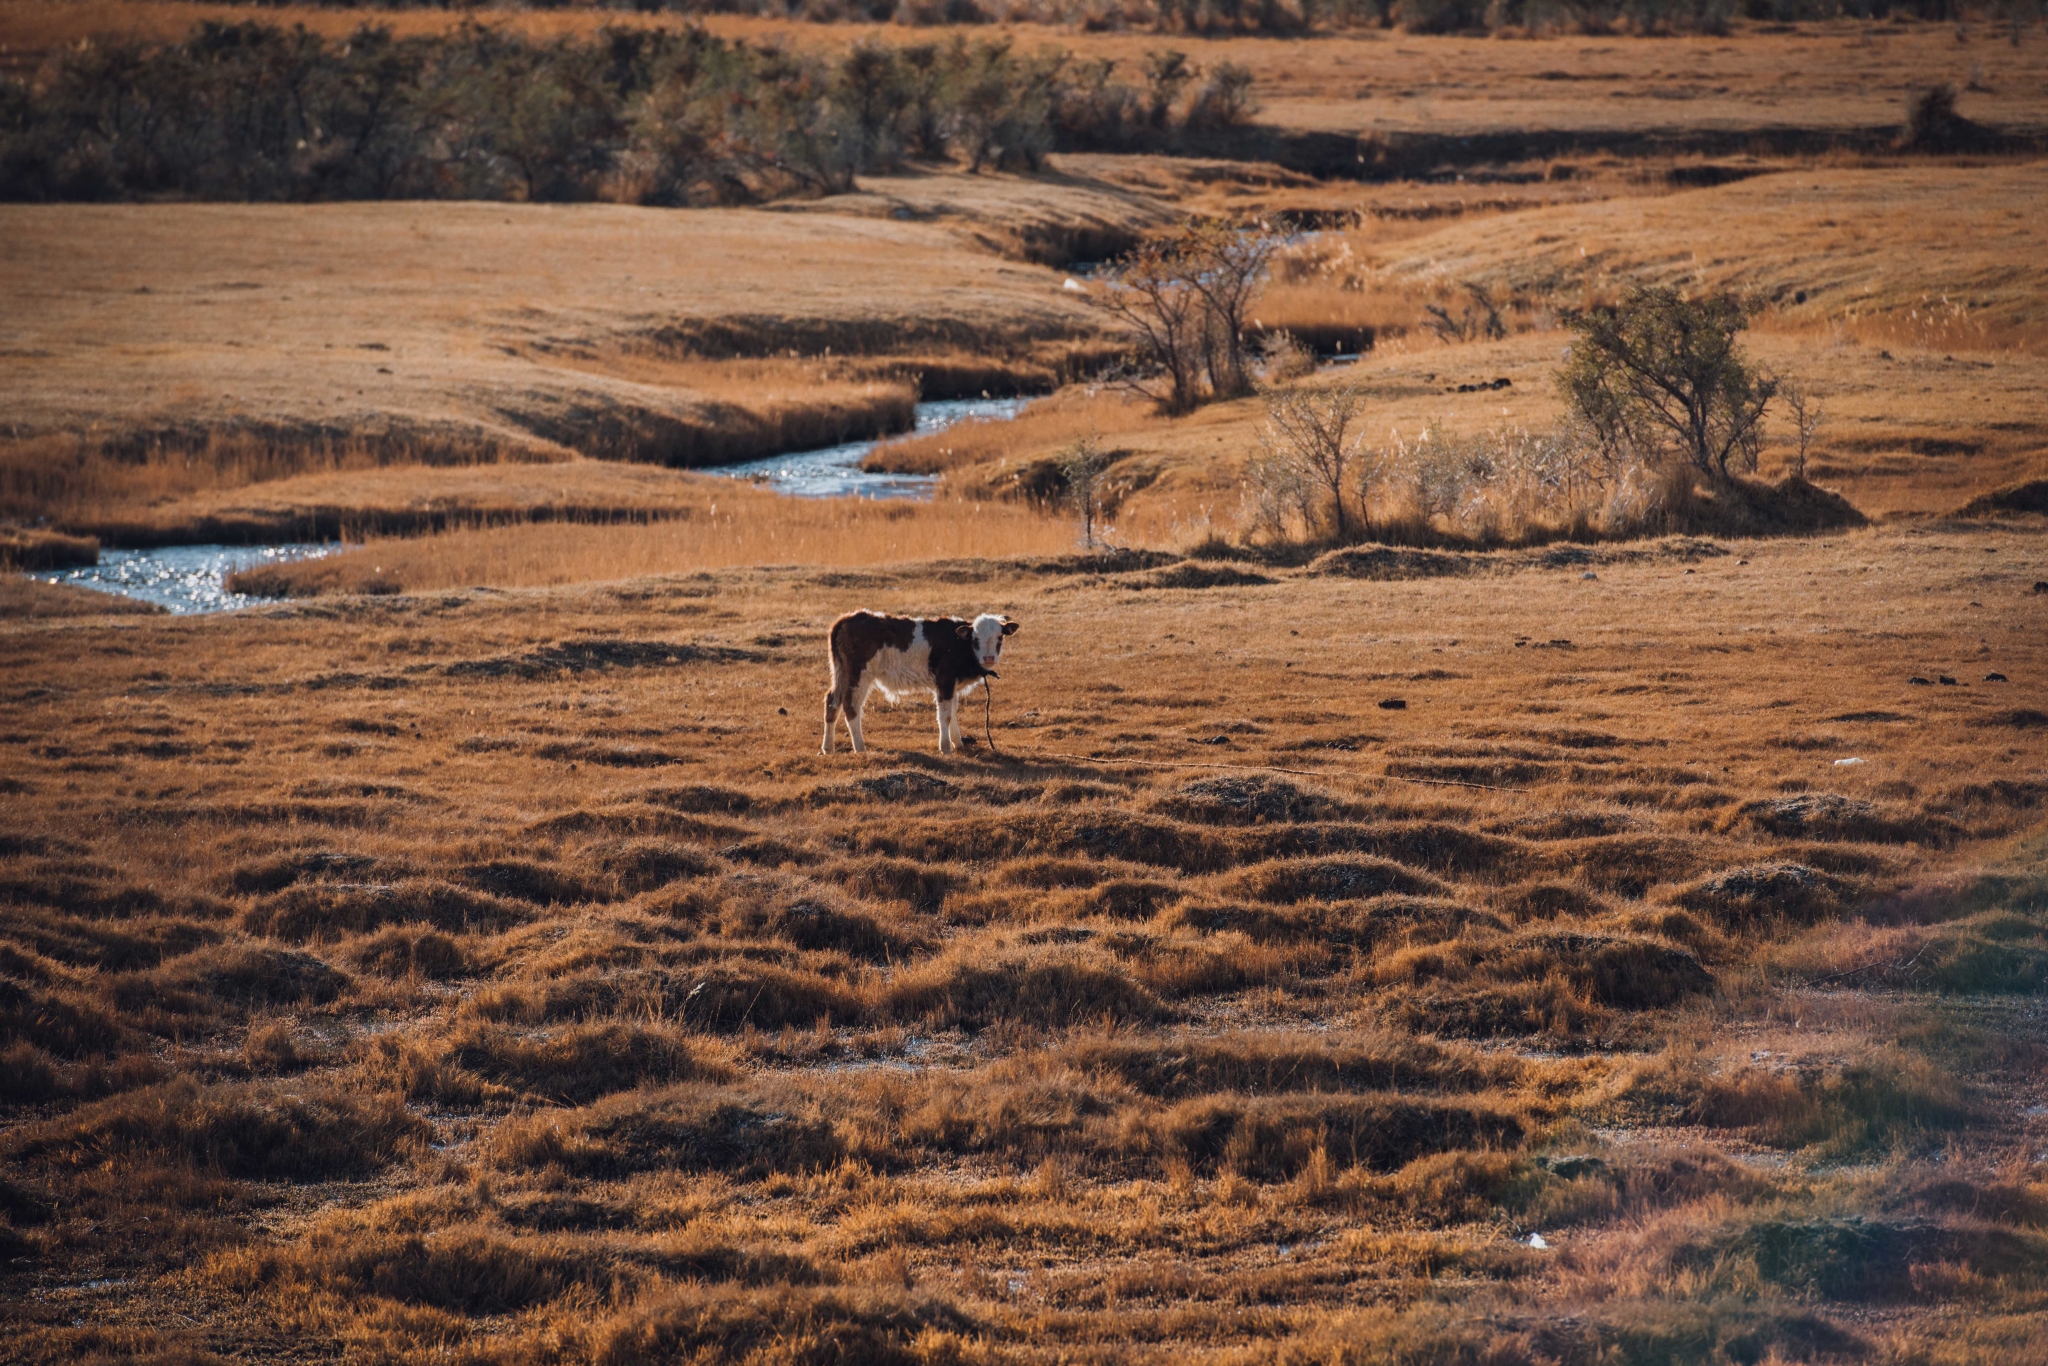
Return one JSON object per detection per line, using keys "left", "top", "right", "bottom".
{"left": 226, "top": 483, "right": 1083, "bottom": 595}
{"left": 863, "top": 164, "right": 2048, "bottom": 537}
{"left": 69, "top": 457, "right": 733, "bottom": 544}
{"left": 3, "top": 520, "right": 2047, "bottom": 1361}
{"left": 841, "top": 324, "right": 2048, "bottom": 541}
{"left": 1342, "top": 161, "right": 2048, "bottom": 350}
{"left": 0, "top": 198, "right": 1104, "bottom": 523}
{"left": 4, "top": 10, "right": 2048, "bottom": 1359}
{"left": 0, "top": 576, "right": 163, "bottom": 617}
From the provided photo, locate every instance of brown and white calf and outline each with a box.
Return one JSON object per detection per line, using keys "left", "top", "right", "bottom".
{"left": 822, "top": 610, "right": 1019, "bottom": 755}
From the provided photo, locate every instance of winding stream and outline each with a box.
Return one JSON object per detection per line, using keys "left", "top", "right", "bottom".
{"left": 699, "top": 396, "right": 1027, "bottom": 499}
{"left": 29, "top": 398, "right": 1031, "bottom": 615}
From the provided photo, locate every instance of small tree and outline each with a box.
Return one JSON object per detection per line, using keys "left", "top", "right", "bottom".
{"left": 1183, "top": 220, "right": 1279, "bottom": 401}
{"left": 1094, "top": 222, "right": 1276, "bottom": 413}
{"left": 1558, "top": 286, "right": 1778, "bottom": 484}
{"left": 1781, "top": 380, "right": 1825, "bottom": 481}
{"left": 1404, "top": 423, "right": 1469, "bottom": 525}
{"left": 1141, "top": 49, "right": 1191, "bottom": 129}
{"left": 1259, "top": 386, "right": 1368, "bottom": 541}
{"left": 1095, "top": 235, "right": 1207, "bottom": 413}
{"left": 1058, "top": 435, "right": 1113, "bottom": 548}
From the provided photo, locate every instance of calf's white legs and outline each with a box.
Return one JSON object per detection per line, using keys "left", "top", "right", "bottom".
{"left": 846, "top": 682, "right": 872, "bottom": 752}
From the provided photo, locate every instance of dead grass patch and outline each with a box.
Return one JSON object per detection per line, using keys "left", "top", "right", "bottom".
{"left": 1672, "top": 862, "right": 1852, "bottom": 928}
{"left": 1217, "top": 855, "right": 1443, "bottom": 904}
{"left": 884, "top": 946, "right": 1167, "bottom": 1031}
{"left": 9, "top": 1077, "right": 423, "bottom": 1179}
{"left": 1141, "top": 1092, "right": 1528, "bottom": 1181}
{"left": 228, "top": 494, "right": 1080, "bottom": 596}
{"left": 243, "top": 879, "right": 529, "bottom": 943}
{"left": 443, "top": 1021, "right": 717, "bottom": 1106}
{"left": 595, "top": 1282, "right": 971, "bottom": 1366}
{"left": 3, "top": 519, "right": 2045, "bottom": 1358}
{"left": 490, "top": 1084, "right": 843, "bottom": 1180}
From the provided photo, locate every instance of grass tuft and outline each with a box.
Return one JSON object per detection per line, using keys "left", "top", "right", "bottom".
{"left": 10, "top": 1078, "right": 424, "bottom": 1180}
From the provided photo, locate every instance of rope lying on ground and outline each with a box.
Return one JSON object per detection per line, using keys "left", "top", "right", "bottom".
{"left": 971, "top": 679, "right": 1525, "bottom": 794}
{"left": 982, "top": 677, "right": 1001, "bottom": 757}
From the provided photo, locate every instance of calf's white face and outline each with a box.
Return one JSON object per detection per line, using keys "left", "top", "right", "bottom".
{"left": 956, "top": 613, "right": 1018, "bottom": 671}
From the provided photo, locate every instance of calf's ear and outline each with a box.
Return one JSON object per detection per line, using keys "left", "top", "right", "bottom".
{"left": 955, "top": 624, "right": 974, "bottom": 639}
{"left": 1000, "top": 620, "right": 1020, "bottom": 636}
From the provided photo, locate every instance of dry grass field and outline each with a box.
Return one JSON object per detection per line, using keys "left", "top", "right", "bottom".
{"left": 219, "top": 482, "right": 1082, "bottom": 596}
{"left": 4, "top": 519, "right": 2047, "bottom": 1363}
{"left": 0, "top": 197, "right": 1120, "bottom": 532}
{"left": 11, "top": 159, "right": 2038, "bottom": 557}
{"left": 6, "top": 5, "right": 2048, "bottom": 1360}
{"left": 855, "top": 163, "right": 2048, "bottom": 537}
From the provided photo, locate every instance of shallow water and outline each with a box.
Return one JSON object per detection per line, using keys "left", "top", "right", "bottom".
{"left": 699, "top": 396, "right": 1028, "bottom": 499}
{"left": 30, "top": 401, "right": 1028, "bottom": 615}
{"left": 34, "top": 543, "right": 334, "bottom": 616}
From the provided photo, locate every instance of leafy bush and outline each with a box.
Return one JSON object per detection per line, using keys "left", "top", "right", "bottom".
{"left": 0, "top": 21, "right": 1255, "bottom": 205}
{"left": 1559, "top": 286, "right": 1778, "bottom": 484}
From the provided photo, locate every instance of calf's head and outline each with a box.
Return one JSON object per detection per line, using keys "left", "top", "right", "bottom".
{"left": 956, "top": 614, "right": 1019, "bottom": 672}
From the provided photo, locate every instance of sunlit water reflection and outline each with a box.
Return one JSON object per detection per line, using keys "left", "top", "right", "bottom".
{"left": 34, "top": 543, "right": 334, "bottom": 616}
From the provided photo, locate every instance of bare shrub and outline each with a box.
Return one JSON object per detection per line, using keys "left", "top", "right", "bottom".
{"left": 1247, "top": 385, "right": 1372, "bottom": 541}
{"left": 1057, "top": 435, "right": 1113, "bottom": 548}
{"left": 1183, "top": 221, "right": 1282, "bottom": 400}
{"left": 1096, "top": 222, "right": 1280, "bottom": 412}
{"left": 1903, "top": 82, "right": 1986, "bottom": 152}
{"left": 1184, "top": 61, "right": 1257, "bottom": 131}
{"left": 1095, "top": 235, "right": 1209, "bottom": 413}
{"left": 1253, "top": 329, "right": 1317, "bottom": 385}
{"left": 1781, "top": 380, "right": 1825, "bottom": 480}
{"left": 1423, "top": 282, "right": 1507, "bottom": 344}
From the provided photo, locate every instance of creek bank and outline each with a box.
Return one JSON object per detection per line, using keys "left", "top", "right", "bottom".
{"left": 24, "top": 400, "right": 1038, "bottom": 614}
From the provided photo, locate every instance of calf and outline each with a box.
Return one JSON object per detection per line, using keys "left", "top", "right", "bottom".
{"left": 822, "top": 609, "right": 1019, "bottom": 755}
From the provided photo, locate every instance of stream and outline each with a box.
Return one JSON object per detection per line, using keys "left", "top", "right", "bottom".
{"left": 33, "top": 544, "right": 335, "bottom": 616}
{"left": 699, "top": 396, "right": 1027, "bottom": 498}
{"left": 29, "top": 398, "right": 1031, "bottom": 615}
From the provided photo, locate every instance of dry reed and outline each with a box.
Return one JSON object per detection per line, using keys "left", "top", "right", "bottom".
{"left": 227, "top": 489, "right": 1082, "bottom": 596}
